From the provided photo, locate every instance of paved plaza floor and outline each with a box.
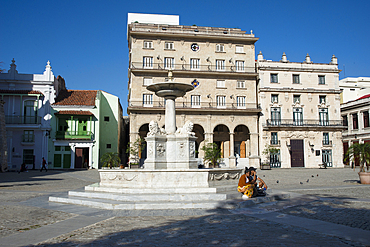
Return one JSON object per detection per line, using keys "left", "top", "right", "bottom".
{"left": 0, "top": 168, "right": 369, "bottom": 246}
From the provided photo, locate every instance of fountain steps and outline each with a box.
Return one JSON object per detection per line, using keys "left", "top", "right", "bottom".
{"left": 48, "top": 184, "right": 290, "bottom": 211}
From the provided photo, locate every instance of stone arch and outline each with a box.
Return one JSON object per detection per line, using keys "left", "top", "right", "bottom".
{"left": 193, "top": 124, "right": 205, "bottom": 158}
{"left": 138, "top": 124, "right": 149, "bottom": 162}
{"left": 213, "top": 124, "right": 230, "bottom": 158}
{"left": 233, "top": 125, "right": 250, "bottom": 158}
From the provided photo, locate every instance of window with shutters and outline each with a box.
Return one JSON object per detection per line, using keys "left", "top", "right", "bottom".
{"left": 190, "top": 58, "right": 200, "bottom": 70}
{"left": 164, "top": 57, "right": 174, "bottom": 69}
{"left": 216, "top": 80, "right": 225, "bottom": 88}
{"left": 216, "top": 96, "right": 226, "bottom": 108}
{"left": 143, "top": 78, "right": 152, "bottom": 86}
{"left": 143, "top": 57, "right": 153, "bottom": 68}
{"left": 143, "top": 94, "right": 153, "bottom": 107}
{"left": 216, "top": 44, "right": 224, "bottom": 52}
{"left": 164, "top": 42, "right": 174, "bottom": 50}
{"left": 237, "top": 81, "right": 245, "bottom": 89}
{"left": 235, "top": 45, "right": 244, "bottom": 53}
{"left": 216, "top": 60, "right": 225, "bottom": 71}
{"left": 235, "top": 60, "right": 244, "bottom": 72}
{"left": 236, "top": 96, "right": 245, "bottom": 108}
{"left": 191, "top": 95, "right": 201, "bottom": 108}
{"left": 143, "top": 41, "right": 153, "bottom": 49}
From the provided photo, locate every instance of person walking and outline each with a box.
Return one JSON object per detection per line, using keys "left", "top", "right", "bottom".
{"left": 40, "top": 157, "right": 47, "bottom": 172}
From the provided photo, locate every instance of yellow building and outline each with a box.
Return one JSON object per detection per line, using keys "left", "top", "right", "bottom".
{"left": 127, "top": 14, "right": 260, "bottom": 168}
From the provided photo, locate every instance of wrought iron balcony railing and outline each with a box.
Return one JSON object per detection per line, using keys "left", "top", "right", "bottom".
{"left": 131, "top": 62, "right": 257, "bottom": 73}
{"left": 270, "top": 140, "right": 280, "bottom": 146}
{"left": 5, "top": 115, "right": 41, "bottom": 124}
{"left": 323, "top": 140, "right": 332, "bottom": 146}
{"left": 266, "top": 119, "right": 343, "bottom": 127}
{"left": 129, "top": 100, "right": 260, "bottom": 110}
{"left": 56, "top": 131, "right": 93, "bottom": 140}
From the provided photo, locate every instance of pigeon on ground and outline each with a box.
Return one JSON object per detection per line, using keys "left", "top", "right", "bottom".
{"left": 263, "top": 175, "right": 265, "bottom": 177}
{"left": 276, "top": 180, "right": 279, "bottom": 183}
{"left": 312, "top": 175, "right": 314, "bottom": 177}
{"left": 306, "top": 179, "right": 309, "bottom": 183}
{"left": 317, "top": 174, "right": 319, "bottom": 177}
{"left": 300, "top": 182, "right": 303, "bottom": 184}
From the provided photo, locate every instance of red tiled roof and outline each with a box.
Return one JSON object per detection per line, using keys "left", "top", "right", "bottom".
{"left": 55, "top": 110, "right": 94, "bottom": 116}
{"left": 53, "top": 90, "right": 97, "bottom": 106}
{"left": 0, "top": 89, "right": 44, "bottom": 95}
{"left": 357, "top": 94, "right": 370, "bottom": 100}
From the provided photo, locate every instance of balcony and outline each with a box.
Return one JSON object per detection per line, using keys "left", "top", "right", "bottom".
{"left": 130, "top": 62, "right": 256, "bottom": 74}
{"left": 323, "top": 140, "right": 332, "bottom": 146}
{"left": 265, "top": 119, "right": 344, "bottom": 128}
{"left": 128, "top": 100, "right": 261, "bottom": 112}
{"left": 56, "top": 131, "right": 93, "bottom": 140}
{"left": 5, "top": 115, "right": 41, "bottom": 124}
{"left": 270, "top": 140, "right": 281, "bottom": 146}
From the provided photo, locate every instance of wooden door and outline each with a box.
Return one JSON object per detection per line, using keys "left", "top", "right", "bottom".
{"left": 290, "top": 139, "right": 304, "bottom": 167}
{"left": 240, "top": 141, "right": 246, "bottom": 158}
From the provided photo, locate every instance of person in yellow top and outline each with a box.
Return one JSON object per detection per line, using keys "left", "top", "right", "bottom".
{"left": 248, "top": 167, "right": 268, "bottom": 196}
{"left": 237, "top": 167, "right": 256, "bottom": 199}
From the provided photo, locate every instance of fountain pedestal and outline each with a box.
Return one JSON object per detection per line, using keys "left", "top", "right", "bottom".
{"left": 145, "top": 133, "right": 198, "bottom": 170}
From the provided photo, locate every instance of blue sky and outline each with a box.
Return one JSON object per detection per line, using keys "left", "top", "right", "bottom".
{"left": 1, "top": 0, "right": 369, "bottom": 115}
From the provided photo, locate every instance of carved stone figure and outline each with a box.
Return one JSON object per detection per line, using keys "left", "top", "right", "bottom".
{"left": 176, "top": 120, "right": 195, "bottom": 136}
{"left": 147, "top": 120, "right": 166, "bottom": 137}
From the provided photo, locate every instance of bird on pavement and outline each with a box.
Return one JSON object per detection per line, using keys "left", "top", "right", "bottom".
{"left": 300, "top": 182, "right": 303, "bottom": 184}
{"left": 276, "top": 180, "right": 279, "bottom": 183}
{"left": 306, "top": 179, "right": 309, "bottom": 183}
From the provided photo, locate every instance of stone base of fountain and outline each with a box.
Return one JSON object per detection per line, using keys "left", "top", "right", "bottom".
{"left": 98, "top": 168, "right": 242, "bottom": 188}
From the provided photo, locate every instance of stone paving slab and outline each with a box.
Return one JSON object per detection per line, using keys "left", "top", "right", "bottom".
{"left": 0, "top": 215, "right": 108, "bottom": 247}
{"left": 32, "top": 212, "right": 365, "bottom": 247}
{"left": 1, "top": 168, "right": 369, "bottom": 246}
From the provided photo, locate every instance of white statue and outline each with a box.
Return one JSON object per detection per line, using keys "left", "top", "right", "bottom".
{"left": 176, "top": 121, "right": 195, "bottom": 136}
{"left": 147, "top": 120, "right": 166, "bottom": 137}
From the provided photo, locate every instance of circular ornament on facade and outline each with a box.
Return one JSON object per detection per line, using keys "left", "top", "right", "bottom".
{"left": 191, "top": 43, "right": 200, "bottom": 52}
{"left": 191, "top": 79, "right": 199, "bottom": 88}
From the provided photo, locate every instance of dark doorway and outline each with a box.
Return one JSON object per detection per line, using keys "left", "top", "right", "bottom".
{"left": 290, "top": 139, "right": 304, "bottom": 167}
{"left": 75, "top": 147, "right": 89, "bottom": 168}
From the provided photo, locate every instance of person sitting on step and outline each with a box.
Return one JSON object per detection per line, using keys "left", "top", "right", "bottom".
{"left": 237, "top": 167, "right": 257, "bottom": 199}
{"left": 248, "top": 167, "right": 268, "bottom": 196}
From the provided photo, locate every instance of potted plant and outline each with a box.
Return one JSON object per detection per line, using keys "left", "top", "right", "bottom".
{"left": 345, "top": 142, "right": 370, "bottom": 184}
{"left": 201, "top": 142, "right": 222, "bottom": 168}
{"left": 100, "top": 152, "right": 121, "bottom": 169}
{"left": 261, "top": 145, "right": 279, "bottom": 170}
{"left": 126, "top": 137, "right": 145, "bottom": 169}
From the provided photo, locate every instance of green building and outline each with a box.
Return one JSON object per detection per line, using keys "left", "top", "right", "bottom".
{"left": 48, "top": 84, "right": 124, "bottom": 169}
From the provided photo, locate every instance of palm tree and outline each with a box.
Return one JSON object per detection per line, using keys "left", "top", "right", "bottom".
{"left": 345, "top": 143, "right": 370, "bottom": 172}
{"left": 100, "top": 152, "right": 121, "bottom": 169}
{"left": 201, "top": 142, "right": 222, "bottom": 168}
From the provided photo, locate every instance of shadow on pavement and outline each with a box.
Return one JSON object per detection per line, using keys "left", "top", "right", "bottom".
{"left": 30, "top": 208, "right": 364, "bottom": 247}
{"left": 0, "top": 169, "right": 91, "bottom": 184}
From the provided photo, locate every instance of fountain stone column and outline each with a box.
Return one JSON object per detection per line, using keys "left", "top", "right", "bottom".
{"left": 145, "top": 71, "right": 197, "bottom": 170}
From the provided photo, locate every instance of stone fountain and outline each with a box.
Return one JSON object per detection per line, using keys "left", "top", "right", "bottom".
{"left": 49, "top": 71, "right": 243, "bottom": 210}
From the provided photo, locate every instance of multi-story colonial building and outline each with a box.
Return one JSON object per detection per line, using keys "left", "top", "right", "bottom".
{"left": 339, "top": 77, "right": 370, "bottom": 103}
{"left": 0, "top": 60, "right": 57, "bottom": 170}
{"left": 49, "top": 82, "right": 124, "bottom": 169}
{"left": 258, "top": 52, "right": 345, "bottom": 168}
{"left": 127, "top": 14, "right": 261, "bottom": 168}
{"left": 341, "top": 94, "right": 370, "bottom": 166}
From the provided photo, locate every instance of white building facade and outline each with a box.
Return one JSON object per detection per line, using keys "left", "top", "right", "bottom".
{"left": 258, "top": 53, "right": 345, "bottom": 168}
{"left": 339, "top": 77, "right": 370, "bottom": 104}
{"left": 341, "top": 94, "right": 370, "bottom": 166}
{"left": 0, "top": 60, "right": 57, "bottom": 170}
